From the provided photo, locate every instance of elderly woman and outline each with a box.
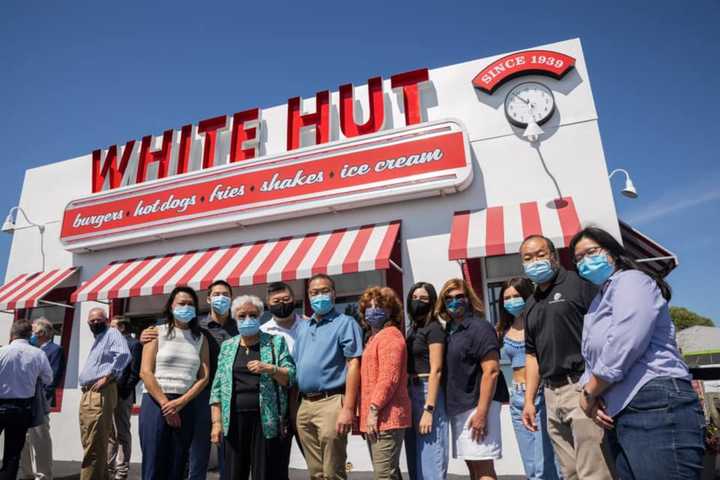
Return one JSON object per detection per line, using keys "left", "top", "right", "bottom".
{"left": 210, "top": 294, "right": 296, "bottom": 480}
{"left": 359, "top": 286, "right": 411, "bottom": 480}
{"left": 570, "top": 227, "right": 704, "bottom": 479}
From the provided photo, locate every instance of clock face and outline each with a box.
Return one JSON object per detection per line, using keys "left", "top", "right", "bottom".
{"left": 504, "top": 82, "right": 556, "bottom": 128}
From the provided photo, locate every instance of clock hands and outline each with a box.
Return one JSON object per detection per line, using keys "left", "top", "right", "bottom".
{"left": 512, "top": 92, "right": 530, "bottom": 105}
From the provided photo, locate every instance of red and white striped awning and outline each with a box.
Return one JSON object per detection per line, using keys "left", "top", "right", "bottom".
{"left": 0, "top": 267, "right": 79, "bottom": 311}
{"left": 619, "top": 220, "right": 678, "bottom": 277}
{"left": 72, "top": 221, "right": 401, "bottom": 302}
{"left": 449, "top": 197, "right": 581, "bottom": 260}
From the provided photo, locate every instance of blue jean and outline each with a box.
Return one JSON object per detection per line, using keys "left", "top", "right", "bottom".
{"left": 404, "top": 380, "right": 449, "bottom": 480}
{"left": 509, "top": 385, "right": 561, "bottom": 480}
{"left": 139, "top": 393, "right": 195, "bottom": 480}
{"left": 189, "top": 387, "right": 224, "bottom": 480}
{"left": 606, "top": 377, "right": 705, "bottom": 480}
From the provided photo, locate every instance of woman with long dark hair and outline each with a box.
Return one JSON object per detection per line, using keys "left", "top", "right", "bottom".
{"left": 570, "top": 226, "right": 704, "bottom": 479}
{"left": 403, "top": 282, "right": 449, "bottom": 480}
{"left": 139, "top": 286, "right": 210, "bottom": 480}
{"left": 438, "top": 278, "right": 503, "bottom": 480}
{"left": 497, "top": 277, "right": 559, "bottom": 480}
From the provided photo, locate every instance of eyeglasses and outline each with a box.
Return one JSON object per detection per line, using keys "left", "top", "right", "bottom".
{"left": 574, "top": 246, "right": 604, "bottom": 263}
{"left": 444, "top": 293, "right": 466, "bottom": 302}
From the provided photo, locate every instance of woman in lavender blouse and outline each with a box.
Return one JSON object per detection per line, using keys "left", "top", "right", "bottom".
{"left": 569, "top": 226, "right": 705, "bottom": 480}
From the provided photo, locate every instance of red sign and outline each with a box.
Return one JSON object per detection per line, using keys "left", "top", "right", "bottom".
{"left": 61, "top": 121, "right": 472, "bottom": 251}
{"left": 472, "top": 50, "right": 575, "bottom": 94}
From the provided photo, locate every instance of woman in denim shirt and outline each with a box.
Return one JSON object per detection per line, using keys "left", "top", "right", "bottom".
{"left": 570, "top": 227, "right": 704, "bottom": 480}
{"left": 497, "top": 277, "right": 560, "bottom": 480}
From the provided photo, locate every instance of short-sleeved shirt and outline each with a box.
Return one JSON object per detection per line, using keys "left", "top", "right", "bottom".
{"left": 444, "top": 315, "right": 504, "bottom": 416}
{"left": 406, "top": 321, "right": 446, "bottom": 375}
{"left": 294, "top": 309, "right": 364, "bottom": 393}
{"left": 260, "top": 313, "right": 305, "bottom": 358}
{"left": 525, "top": 268, "right": 598, "bottom": 380}
{"left": 199, "top": 315, "right": 239, "bottom": 386}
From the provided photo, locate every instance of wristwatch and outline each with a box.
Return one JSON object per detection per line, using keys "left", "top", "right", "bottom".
{"left": 582, "top": 387, "right": 596, "bottom": 403}
{"left": 423, "top": 404, "right": 435, "bottom": 414}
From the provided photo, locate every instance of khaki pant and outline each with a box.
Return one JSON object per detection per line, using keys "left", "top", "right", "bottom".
{"left": 544, "top": 381, "right": 615, "bottom": 480}
{"left": 79, "top": 383, "right": 117, "bottom": 480}
{"left": 366, "top": 429, "right": 404, "bottom": 480}
{"left": 19, "top": 414, "right": 53, "bottom": 479}
{"left": 107, "top": 395, "right": 133, "bottom": 479}
{"left": 296, "top": 394, "right": 348, "bottom": 480}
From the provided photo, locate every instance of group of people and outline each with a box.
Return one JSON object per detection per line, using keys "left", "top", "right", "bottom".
{"left": 0, "top": 226, "right": 707, "bottom": 480}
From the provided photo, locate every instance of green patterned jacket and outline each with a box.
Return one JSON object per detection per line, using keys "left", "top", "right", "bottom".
{"left": 209, "top": 332, "right": 296, "bottom": 439}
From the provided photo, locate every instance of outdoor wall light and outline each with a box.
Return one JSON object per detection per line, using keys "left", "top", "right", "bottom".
{"left": 2, "top": 206, "right": 46, "bottom": 271}
{"left": 608, "top": 169, "right": 638, "bottom": 199}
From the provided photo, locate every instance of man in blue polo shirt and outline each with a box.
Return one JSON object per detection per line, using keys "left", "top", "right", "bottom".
{"left": 294, "top": 273, "right": 363, "bottom": 480}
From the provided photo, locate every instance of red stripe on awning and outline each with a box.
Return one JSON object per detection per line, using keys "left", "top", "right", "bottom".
{"left": 0, "top": 268, "right": 78, "bottom": 310}
{"left": 449, "top": 197, "right": 583, "bottom": 260}
{"left": 72, "top": 222, "right": 401, "bottom": 303}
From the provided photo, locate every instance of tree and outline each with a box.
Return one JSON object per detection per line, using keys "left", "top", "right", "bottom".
{"left": 670, "top": 306, "right": 714, "bottom": 331}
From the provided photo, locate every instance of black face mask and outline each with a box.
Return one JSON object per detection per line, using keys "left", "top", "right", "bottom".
{"left": 89, "top": 322, "right": 108, "bottom": 336}
{"left": 408, "top": 299, "right": 432, "bottom": 320}
{"left": 269, "top": 301, "right": 295, "bottom": 319}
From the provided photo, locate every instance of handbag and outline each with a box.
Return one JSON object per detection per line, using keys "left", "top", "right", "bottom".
{"left": 270, "top": 342, "right": 290, "bottom": 439}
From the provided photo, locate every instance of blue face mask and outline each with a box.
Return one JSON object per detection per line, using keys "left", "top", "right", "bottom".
{"left": 29, "top": 334, "right": 39, "bottom": 346}
{"left": 445, "top": 298, "right": 467, "bottom": 318}
{"left": 210, "top": 295, "right": 231, "bottom": 316}
{"left": 172, "top": 305, "right": 196, "bottom": 324}
{"left": 523, "top": 259, "right": 556, "bottom": 284}
{"left": 503, "top": 297, "right": 526, "bottom": 317}
{"left": 365, "top": 307, "right": 388, "bottom": 329}
{"left": 577, "top": 253, "right": 615, "bottom": 285}
{"left": 237, "top": 316, "right": 261, "bottom": 337}
{"left": 310, "top": 293, "right": 334, "bottom": 316}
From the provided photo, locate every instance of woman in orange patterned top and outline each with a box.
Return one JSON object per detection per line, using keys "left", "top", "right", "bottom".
{"left": 358, "top": 286, "right": 411, "bottom": 480}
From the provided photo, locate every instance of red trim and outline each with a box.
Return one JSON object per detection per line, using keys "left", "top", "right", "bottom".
{"left": 520, "top": 201, "right": 542, "bottom": 239}
{"left": 150, "top": 251, "right": 197, "bottom": 295}
{"left": 253, "top": 237, "right": 292, "bottom": 284}
{"left": 472, "top": 49, "right": 576, "bottom": 94}
{"left": 128, "top": 254, "right": 170, "bottom": 298}
{"left": 385, "top": 223, "right": 404, "bottom": 330}
{"left": 485, "top": 206, "right": 506, "bottom": 256}
{"left": 226, "top": 242, "right": 266, "bottom": 285}
{"left": 312, "top": 229, "right": 346, "bottom": 275}
{"left": 448, "top": 211, "right": 470, "bottom": 260}
{"left": 199, "top": 244, "right": 243, "bottom": 289}
{"left": 555, "top": 197, "right": 581, "bottom": 247}
{"left": 177, "top": 247, "right": 220, "bottom": 286}
{"left": 343, "top": 225, "right": 374, "bottom": 274}
{"left": 282, "top": 234, "right": 318, "bottom": 282}
{"left": 106, "top": 257, "right": 155, "bottom": 300}
{"left": 376, "top": 221, "right": 401, "bottom": 270}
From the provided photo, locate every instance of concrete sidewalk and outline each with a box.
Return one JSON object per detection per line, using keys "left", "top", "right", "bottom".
{"left": 47, "top": 461, "right": 524, "bottom": 479}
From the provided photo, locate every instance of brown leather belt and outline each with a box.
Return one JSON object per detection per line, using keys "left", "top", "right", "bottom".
{"left": 301, "top": 386, "right": 345, "bottom": 401}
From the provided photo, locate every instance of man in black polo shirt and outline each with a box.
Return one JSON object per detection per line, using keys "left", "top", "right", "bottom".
{"left": 519, "top": 235, "right": 613, "bottom": 480}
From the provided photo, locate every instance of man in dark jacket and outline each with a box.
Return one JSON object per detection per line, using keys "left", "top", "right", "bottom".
{"left": 19, "top": 317, "right": 64, "bottom": 480}
{"left": 107, "top": 316, "right": 142, "bottom": 480}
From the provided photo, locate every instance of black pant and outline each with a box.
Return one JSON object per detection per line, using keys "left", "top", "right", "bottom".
{"left": 223, "top": 410, "right": 291, "bottom": 480}
{"left": 139, "top": 393, "right": 196, "bottom": 480}
{"left": 0, "top": 399, "right": 32, "bottom": 480}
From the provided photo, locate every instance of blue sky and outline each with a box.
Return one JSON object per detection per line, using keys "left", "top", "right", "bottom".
{"left": 1, "top": 1, "right": 718, "bottom": 322}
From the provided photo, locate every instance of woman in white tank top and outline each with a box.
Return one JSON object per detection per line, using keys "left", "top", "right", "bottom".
{"left": 139, "top": 286, "right": 210, "bottom": 480}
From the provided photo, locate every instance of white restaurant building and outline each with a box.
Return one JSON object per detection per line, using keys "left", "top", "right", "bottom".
{"left": 0, "top": 38, "right": 677, "bottom": 475}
